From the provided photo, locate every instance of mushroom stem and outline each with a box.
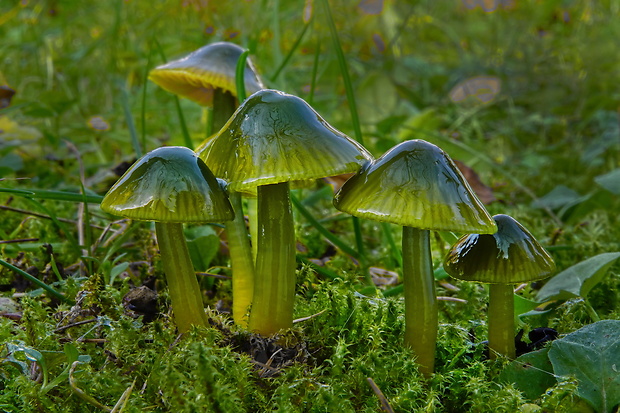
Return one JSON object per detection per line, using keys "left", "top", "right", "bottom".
{"left": 211, "top": 87, "right": 256, "bottom": 327}
{"left": 227, "top": 192, "right": 255, "bottom": 327}
{"left": 402, "top": 226, "right": 437, "bottom": 377}
{"left": 248, "top": 182, "right": 296, "bottom": 335}
{"left": 212, "top": 89, "right": 236, "bottom": 132}
{"left": 155, "top": 222, "right": 208, "bottom": 333}
{"left": 488, "top": 283, "right": 516, "bottom": 359}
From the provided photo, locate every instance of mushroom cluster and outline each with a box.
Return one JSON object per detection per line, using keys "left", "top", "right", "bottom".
{"left": 100, "top": 42, "right": 556, "bottom": 379}
{"left": 149, "top": 41, "right": 264, "bottom": 326}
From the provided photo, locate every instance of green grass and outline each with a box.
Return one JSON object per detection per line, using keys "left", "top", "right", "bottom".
{"left": 1, "top": 0, "right": 619, "bottom": 411}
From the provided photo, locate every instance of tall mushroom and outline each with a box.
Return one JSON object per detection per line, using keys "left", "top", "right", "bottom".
{"left": 100, "top": 146, "right": 234, "bottom": 333}
{"left": 333, "top": 139, "right": 497, "bottom": 376}
{"left": 149, "top": 42, "right": 265, "bottom": 327}
{"left": 443, "top": 214, "right": 555, "bottom": 359}
{"left": 201, "top": 89, "right": 372, "bottom": 336}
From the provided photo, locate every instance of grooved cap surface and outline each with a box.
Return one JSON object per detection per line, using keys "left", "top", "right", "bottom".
{"left": 334, "top": 139, "right": 496, "bottom": 233}
{"left": 444, "top": 214, "right": 556, "bottom": 283}
{"left": 101, "top": 146, "right": 234, "bottom": 223}
{"left": 200, "top": 89, "right": 372, "bottom": 191}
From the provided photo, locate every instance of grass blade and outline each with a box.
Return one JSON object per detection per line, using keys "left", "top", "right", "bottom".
{"left": 235, "top": 50, "right": 250, "bottom": 101}
{"left": 319, "top": 0, "right": 364, "bottom": 146}
{"left": 0, "top": 259, "right": 74, "bottom": 304}
{"left": 270, "top": 22, "right": 311, "bottom": 83}
{"left": 291, "top": 193, "right": 360, "bottom": 260}
{"left": 0, "top": 188, "right": 103, "bottom": 204}
{"left": 120, "top": 85, "right": 142, "bottom": 158}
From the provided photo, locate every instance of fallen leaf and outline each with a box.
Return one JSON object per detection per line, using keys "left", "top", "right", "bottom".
{"left": 454, "top": 160, "right": 496, "bottom": 204}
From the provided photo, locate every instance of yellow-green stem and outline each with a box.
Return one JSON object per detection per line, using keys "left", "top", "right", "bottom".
{"left": 227, "top": 192, "right": 255, "bottom": 327}
{"left": 155, "top": 222, "right": 208, "bottom": 333}
{"left": 248, "top": 182, "right": 296, "bottom": 335}
{"left": 488, "top": 283, "right": 516, "bottom": 360}
{"left": 402, "top": 226, "right": 437, "bottom": 377}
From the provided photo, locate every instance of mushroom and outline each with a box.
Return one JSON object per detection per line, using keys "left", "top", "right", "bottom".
{"left": 149, "top": 42, "right": 265, "bottom": 327}
{"left": 148, "top": 41, "right": 264, "bottom": 125}
{"left": 100, "top": 146, "right": 234, "bottom": 333}
{"left": 201, "top": 89, "right": 372, "bottom": 336}
{"left": 443, "top": 214, "right": 555, "bottom": 359}
{"left": 333, "top": 139, "right": 497, "bottom": 376}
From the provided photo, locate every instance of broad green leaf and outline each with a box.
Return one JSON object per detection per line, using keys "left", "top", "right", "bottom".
{"left": 595, "top": 169, "right": 620, "bottom": 195}
{"left": 185, "top": 225, "right": 220, "bottom": 272}
{"left": 500, "top": 348, "right": 556, "bottom": 400}
{"left": 514, "top": 295, "right": 541, "bottom": 321}
{"left": 531, "top": 185, "right": 582, "bottom": 210}
{"left": 548, "top": 320, "right": 620, "bottom": 413}
{"left": 536, "top": 252, "right": 620, "bottom": 302}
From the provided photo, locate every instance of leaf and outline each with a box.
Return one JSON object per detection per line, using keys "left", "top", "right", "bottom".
{"left": 500, "top": 348, "right": 556, "bottom": 400}
{"left": 595, "top": 169, "right": 620, "bottom": 195}
{"left": 548, "top": 320, "right": 620, "bottom": 413}
{"left": 185, "top": 225, "right": 220, "bottom": 272}
{"left": 536, "top": 252, "right": 620, "bottom": 302}
{"left": 514, "top": 295, "right": 541, "bottom": 320}
{"left": 453, "top": 159, "right": 496, "bottom": 205}
{"left": 531, "top": 185, "right": 582, "bottom": 210}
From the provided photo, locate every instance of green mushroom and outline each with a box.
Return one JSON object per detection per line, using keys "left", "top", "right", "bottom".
{"left": 201, "top": 89, "right": 372, "bottom": 336}
{"left": 334, "top": 139, "right": 497, "bottom": 376}
{"left": 444, "top": 214, "right": 555, "bottom": 360}
{"left": 148, "top": 41, "right": 264, "bottom": 128}
{"left": 149, "top": 41, "right": 265, "bottom": 327}
{"left": 100, "top": 146, "right": 234, "bottom": 333}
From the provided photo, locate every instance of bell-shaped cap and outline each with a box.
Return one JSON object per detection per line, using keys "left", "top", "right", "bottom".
{"left": 148, "top": 42, "right": 264, "bottom": 106}
{"left": 200, "top": 89, "right": 373, "bottom": 192}
{"left": 333, "top": 139, "right": 496, "bottom": 233}
{"left": 101, "top": 146, "right": 234, "bottom": 223}
{"left": 444, "top": 214, "right": 556, "bottom": 284}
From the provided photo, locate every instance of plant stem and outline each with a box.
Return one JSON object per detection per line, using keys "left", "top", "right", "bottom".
{"left": 227, "top": 192, "right": 255, "bottom": 327}
{"left": 402, "top": 226, "right": 437, "bottom": 377}
{"left": 155, "top": 222, "right": 208, "bottom": 333}
{"left": 249, "top": 182, "right": 296, "bottom": 335}
{"left": 488, "top": 283, "right": 516, "bottom": 359}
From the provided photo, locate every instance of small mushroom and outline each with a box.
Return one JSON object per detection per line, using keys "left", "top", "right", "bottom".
{"left": 101, "top": 146, "right": 234, "bottom": 333}
{"left": 443, "top": 214, "right": 555, "bottom": 359}
{"left": 334, "top": 139, "right": 497, "bottom": 376}
{"left": 149, "top": 41, "right": 264, "bottom": 110}
{"left": 202, "top": 89, "right": 372, "bottom": 336}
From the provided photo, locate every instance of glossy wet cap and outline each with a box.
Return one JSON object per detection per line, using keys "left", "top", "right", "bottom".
{"left": 148, "top": 42, "right": 264, "bottom": 106}
{"left": 333, "top": 139, "right": 496, "bottom": 233}
{"left": 101, "top": 146, "right": 234, "bottom": 223}
{"left": 444, "top": 214, "right": 556, "bottom": 283}
{"left": 200, "top": 89, "right": 373, "bottom": 192}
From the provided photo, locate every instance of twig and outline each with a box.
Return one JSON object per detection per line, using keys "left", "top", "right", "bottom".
{"left": 293, "top": 309, "right": 326, "bottom": 324}
{"left": 0, "top": 238, "right": 39, "bottom": 244}
{"left": 366, "top": 377, "right": 395, "bottom": 413}
{"left": 54, "top": 318, "right": 98, "bottom": 333}
{"left": 110, "top": 380, "right": 135, "bottom": 413}
{"left": 437, "top": 296, "right": 467, "bottom": 303}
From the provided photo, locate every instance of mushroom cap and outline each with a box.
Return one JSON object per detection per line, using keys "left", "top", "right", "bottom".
{"left": 333, "top": 139, "right": 497, "bottom": 233}
{"left": 148, "top": 42, "right": 264, "bottom": 106}
{"left": 199, "top": 89, "right": 373, "bottom": 192}
{"left": 443, "top": 214, "right": 556, "bottom": 284}
{"left": 101, "top": 146, "right": 234, "bottom": 223}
